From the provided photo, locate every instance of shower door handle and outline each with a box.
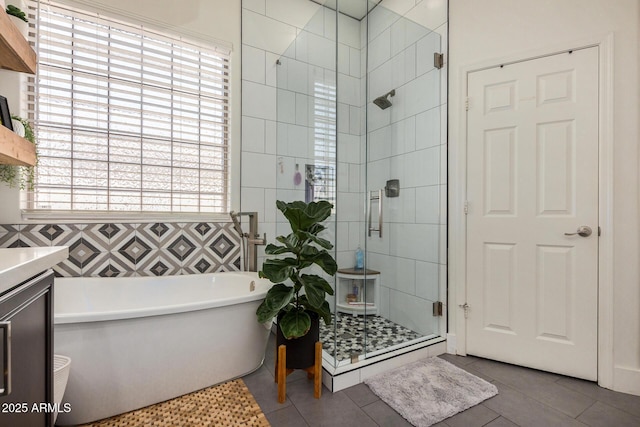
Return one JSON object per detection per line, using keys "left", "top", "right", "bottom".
{"left": 368, "top": 189, "right": 383, "bottom": 238}
{"left": 0, "top": 321, "right": 11, "bottom": 396}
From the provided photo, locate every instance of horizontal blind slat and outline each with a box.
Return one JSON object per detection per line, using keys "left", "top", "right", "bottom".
{"left": 26, "top": 0, "right": 230, "bottom": 214}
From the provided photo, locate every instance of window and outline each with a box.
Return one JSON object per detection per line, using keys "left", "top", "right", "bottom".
{"left": 25, "top": 1, "right": 231, "bottom": 214}
{"left": 309, "top": 81, "right": 336, "bottom": 205}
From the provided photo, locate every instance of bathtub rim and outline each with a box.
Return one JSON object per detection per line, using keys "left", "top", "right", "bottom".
{"left": 54, "top": 271, "right": 272, "bottom": 324}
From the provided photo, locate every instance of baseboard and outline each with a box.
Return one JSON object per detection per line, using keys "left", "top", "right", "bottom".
{"left": 612, "top": 366, "right": 640, "bottom": 396}
{"left": 446, "top": 333, "right": 457, "bottom": 354}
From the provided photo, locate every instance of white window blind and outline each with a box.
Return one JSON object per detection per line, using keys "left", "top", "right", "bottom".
{"left": 25, "top": 1, "right": 231, "bottom": 214}
{"left": 311, "top": 81, "right": 336, "bottom": 205}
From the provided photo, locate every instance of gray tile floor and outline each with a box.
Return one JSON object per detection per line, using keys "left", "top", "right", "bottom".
{"left": 243, "top": 334, "right": 640, "bottom": 427}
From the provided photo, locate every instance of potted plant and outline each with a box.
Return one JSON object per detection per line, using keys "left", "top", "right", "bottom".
{"left": 0, "top": 115, "right": 36, "bottom": 190}
{"left": 6, "top": 4, "right": 27, "bottom": 22}
{"left": 256, "top": 200, "right": 337, "bottom": 368}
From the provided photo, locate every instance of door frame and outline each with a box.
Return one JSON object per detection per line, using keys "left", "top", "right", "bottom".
{"left": 449, "top": 33, "right": 614, "bottom": 388}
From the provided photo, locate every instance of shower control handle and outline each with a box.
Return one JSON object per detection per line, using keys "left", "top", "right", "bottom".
{"left": 564, "top": 226, "right": 592, "bottom": 237}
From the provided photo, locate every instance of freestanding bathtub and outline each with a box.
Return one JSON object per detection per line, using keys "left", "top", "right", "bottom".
{"left": 53, "top": 272, "right": 273, "bottom": 426}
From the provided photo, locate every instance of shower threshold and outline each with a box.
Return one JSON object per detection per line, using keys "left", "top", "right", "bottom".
{"left": 318, "top": 314, "right": 447, "bottom": 392}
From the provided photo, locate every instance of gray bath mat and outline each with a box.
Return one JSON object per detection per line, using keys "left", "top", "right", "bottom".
{"left": 364, "top": 357, "right": 498, "bottom": 427}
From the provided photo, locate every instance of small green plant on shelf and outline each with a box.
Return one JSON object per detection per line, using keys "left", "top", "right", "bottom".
{"left": 0, "top": 115, "right": 37, "bottom": 190}
{"left": 6, "top": 4, "right": 28, "bottom": 22}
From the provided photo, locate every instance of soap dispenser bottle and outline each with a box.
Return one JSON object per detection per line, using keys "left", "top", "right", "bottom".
{"left": 355, "top": 246, "right": 364, "bottom": 270}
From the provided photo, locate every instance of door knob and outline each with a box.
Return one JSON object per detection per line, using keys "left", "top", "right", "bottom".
{"left": 564, "top": 226, "right": 592, "bottom": 237}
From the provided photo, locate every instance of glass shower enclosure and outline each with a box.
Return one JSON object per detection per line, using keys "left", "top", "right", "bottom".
{"left": 273, "top": 0, "right": 446, "bottom": 374}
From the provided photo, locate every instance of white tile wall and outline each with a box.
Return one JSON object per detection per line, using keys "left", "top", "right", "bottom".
{"left": 276, "top": 88, "right": 296, "bottom": 124}
{"left": 324, "top": 8, "right": 336, "bottom": 41}
{"left": 265, "top": 120, "right": 277, "bottom": 154}
{"left": 390, "top": 16, "right": 430, "bottom": 57}
{"left": 389, "top": 223, "right": 440, "bottom": 263}
{"left": 242, "top": 80, "right": 276, "bottom": 120}
{"left": 416, "top": 31, "right": 440, "bottom": 76}
{"left": 242, "top": 152, "right": 276, "bottom": 189}
{"left": 243, "top": 0, "right": 265, "bottom": 15}
{"left": 337, "top": 73, "right": 360, "bottom": 106}
{"left": 368, "top": 5, "right": 398, "bottom": 42}
{"left": 415, "top": 185, "right": 441, "bottom": 224}
{"left": 416, "top": 261, "right": 440, "bottom": 301}
{"left": 338, "top": 13, "right": 360, "bottom": 49}
{"left": 242, "top": 116, "right": 266, "bottom": 153}
{"left": 242, "top": 10, "right": 297, "bottom": 54}
{"left": 389, "top": 289, "right": 436, "bottom": 336}
{"left": 406, "top": 0, "right": 448, "bottom": 32}
{"left": 415, "top": 107, "right": 440, "bottom": 149}
{"left": 242, "top": 45, "right": 266, "bottom": 84}
{"left": 265, "top": 0, "right": 321, "bottom": 30}
{"left": 391, "top": 115, "right": 416, "bottom": 155}
{"left": 368, "top": 28, "right": 391, "bottom": 71}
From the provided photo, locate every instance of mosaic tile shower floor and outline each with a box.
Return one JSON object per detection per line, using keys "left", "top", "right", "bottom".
{"left": 319, "top": 314, "right": 423, "bottom": 362}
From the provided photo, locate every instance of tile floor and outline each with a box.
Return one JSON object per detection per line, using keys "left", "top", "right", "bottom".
{"left": 243, "top": 334, "right": 640, "bottom": 427}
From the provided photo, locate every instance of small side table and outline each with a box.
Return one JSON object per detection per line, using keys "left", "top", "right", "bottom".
{"left": 335, "top": 268, "right": 380, "bottom": 315}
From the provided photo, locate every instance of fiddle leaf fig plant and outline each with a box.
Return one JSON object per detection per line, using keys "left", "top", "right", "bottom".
{"left": 257, "top": 200, "right": 337, "bottom": 340}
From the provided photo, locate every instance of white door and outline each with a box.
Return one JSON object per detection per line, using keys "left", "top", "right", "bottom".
{"left": 466, "top": 47, "right": 599, "bottom": 380}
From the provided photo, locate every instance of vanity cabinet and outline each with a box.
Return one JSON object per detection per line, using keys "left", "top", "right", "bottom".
{"left": 0, "top": 270, "right": 54, "bottom": 427}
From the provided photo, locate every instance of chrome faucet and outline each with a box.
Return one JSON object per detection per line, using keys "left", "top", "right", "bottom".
{"left": 229, "top": 211, "right": 266, "bottom": 272}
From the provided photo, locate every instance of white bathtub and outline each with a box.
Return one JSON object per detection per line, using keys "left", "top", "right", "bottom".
{"left": 53, "top": 272, "right": 273, "bottom": 426}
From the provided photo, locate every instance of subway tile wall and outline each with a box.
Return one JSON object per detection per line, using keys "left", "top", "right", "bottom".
{"left": 0, "top": 223, "right": 241, "bottom": 277}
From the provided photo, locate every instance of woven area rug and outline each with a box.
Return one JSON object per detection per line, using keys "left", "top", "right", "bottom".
{"left": 81, "top": 378, "right": 270, "bottom": 427}
{"left": 364, "top": 357, "right": 498, "bottom": 427}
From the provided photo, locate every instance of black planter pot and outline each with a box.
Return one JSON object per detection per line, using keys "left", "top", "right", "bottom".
{"left": 276, "top": 312, "right": 320, "bottom": 369}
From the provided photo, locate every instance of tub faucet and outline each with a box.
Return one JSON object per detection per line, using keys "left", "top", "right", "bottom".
{"left": 229, "top": 211, "right": 266, "bottom": 272}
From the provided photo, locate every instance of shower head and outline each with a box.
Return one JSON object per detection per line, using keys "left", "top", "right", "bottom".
{"left": 229, "top": 211, "right": 244, "bottom": 237}
{"left": 373, "top": 89, "right": 396, "bottom": 110}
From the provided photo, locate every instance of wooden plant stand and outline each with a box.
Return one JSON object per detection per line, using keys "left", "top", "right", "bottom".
{"left": 275, "top": 341, "right": 322, "bottom": 403}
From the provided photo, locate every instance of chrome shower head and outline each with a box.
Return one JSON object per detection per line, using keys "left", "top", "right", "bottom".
{"left": 373, "top": 89, "right": 396, "bottom": 110}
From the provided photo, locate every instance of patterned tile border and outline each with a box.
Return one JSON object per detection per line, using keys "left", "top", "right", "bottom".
{"left": 0, "top": 222, "right": 241, "bottom": 278}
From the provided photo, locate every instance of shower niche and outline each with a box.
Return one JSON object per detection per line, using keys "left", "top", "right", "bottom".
{"left": 269, "top": 0, "right": 447, "bottom": 386}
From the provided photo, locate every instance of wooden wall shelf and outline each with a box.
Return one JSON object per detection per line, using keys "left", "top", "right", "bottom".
{"left": 0, "top": 10, "right": 36, "bottom": 74}
{"left": 0, "top": 125, "right": 36, "bottom": 166}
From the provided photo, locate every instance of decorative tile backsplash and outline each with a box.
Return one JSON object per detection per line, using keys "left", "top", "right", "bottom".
{"left": 0, "top": 222, "right": 241, "bottom": 277}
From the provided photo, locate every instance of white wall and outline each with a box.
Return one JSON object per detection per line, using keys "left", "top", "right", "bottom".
{"left": 448, "top": 0, "right": 640, "bottom": 395}
{"left": 0, "top": 0, "right": 241, "bottom": 223}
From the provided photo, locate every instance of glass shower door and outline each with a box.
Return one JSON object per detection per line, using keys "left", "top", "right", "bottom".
{"left": 362, "top": 4, "right": 444, "bottom": 359}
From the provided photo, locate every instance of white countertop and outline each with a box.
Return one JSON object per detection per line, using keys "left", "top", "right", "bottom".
{"left": 0, "top": 246, "right": 69, "bottom": 295}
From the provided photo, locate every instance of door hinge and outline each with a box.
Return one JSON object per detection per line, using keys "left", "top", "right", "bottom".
{"left": 434, "top": 52, "right": 444, "bottom": 69}
{"left": 598, "top": 226, "right": 601, "bottom": 236}
{"left": 465, "top": 97, "right": 471, "bottom": 111}
{"left": 464, "top": 201, "right": 469, "bottom": 215}
{"left": 433, "top": 301, "right": 443, "bottom": 316}
{"left": 459, "top": 303, "right": 470, "bottom": 318}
